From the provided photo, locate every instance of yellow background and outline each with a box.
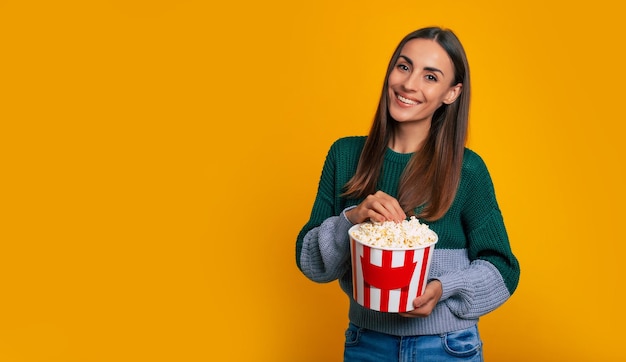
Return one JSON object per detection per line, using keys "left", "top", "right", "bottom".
{"left": 1, "top": 0, "right": 624, "bottom": 361}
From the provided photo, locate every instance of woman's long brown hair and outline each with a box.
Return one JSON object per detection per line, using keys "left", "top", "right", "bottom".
{"left": 342, "top": 27, "right": 471, "bottom": 221}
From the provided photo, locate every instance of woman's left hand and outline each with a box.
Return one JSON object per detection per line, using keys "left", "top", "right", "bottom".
{"left": 399, "top": 280, "right": 443, "bottom": 318}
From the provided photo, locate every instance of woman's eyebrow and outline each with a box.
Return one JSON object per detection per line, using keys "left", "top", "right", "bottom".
{"left": 424, "top": 66, "right": 445, "bottom": 76}
{"left": 398, "top": 55, "right": 413, "bottom": 66}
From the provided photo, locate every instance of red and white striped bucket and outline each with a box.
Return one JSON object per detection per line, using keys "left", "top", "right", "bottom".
{"left": 349, "top": 225, "right": 437, "bottom": 313}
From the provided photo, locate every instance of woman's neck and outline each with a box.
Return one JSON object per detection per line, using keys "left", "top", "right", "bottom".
{"left": 389, "top": 120, "right": 431, "bottom": 154}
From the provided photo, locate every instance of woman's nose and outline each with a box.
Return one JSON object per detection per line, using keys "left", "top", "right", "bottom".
{"left": 401, "top": 74, "right": 419, "bottom": 92}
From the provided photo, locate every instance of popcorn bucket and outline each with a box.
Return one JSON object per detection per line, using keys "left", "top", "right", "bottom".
{"left": 349, "top": 224, "right": 437, "bottom": 313}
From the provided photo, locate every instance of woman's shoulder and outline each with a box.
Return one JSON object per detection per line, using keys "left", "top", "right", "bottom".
{"left": 329, "top": 135, "right": 367, "bottom": 154}
{"left": 461, "top": 148, "right": 491, "bottom": 180}
{"left": 331, "top": 135, "right": 367, "bottom": 148}
{"left": 462, "top": 148, "right": 488, "bottom": 169}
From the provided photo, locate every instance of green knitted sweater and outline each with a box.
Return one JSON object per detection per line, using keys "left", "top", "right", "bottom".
{"left": 296, "top": 136, "right": 520, "bottom": 336}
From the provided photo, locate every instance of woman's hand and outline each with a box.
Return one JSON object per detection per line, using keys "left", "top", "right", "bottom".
{"left": 345, "top": 191, "right": 406, "bottom": 224}
{"left": 399, "top": 280, "right": 443, "bottom": 318}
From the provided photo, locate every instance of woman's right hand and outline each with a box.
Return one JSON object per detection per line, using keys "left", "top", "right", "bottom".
{"left": 345, "top": 191, "right": 406, "bottom": 224}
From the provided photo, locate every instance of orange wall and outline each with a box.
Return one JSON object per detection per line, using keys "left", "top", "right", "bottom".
{"left": 1, "top": 1, "right": 625, "bottom": 361}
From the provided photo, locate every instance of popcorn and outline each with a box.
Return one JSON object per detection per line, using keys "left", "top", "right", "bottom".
{"left": 350, "top": 216, "right": 438, "bottom": 249}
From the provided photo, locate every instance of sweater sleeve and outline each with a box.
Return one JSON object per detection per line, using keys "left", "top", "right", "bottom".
{"left": 299, "top": 210, "right": 354, "bottom": 283}
{"left": 436, "top": 152, "right": 520, "bottom": 319}
{"left": 295, "top": 139, "right": 358, "bottom": 282}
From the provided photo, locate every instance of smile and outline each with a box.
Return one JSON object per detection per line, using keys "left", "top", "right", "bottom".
{"left": 396, "top": 94, "right": 419, "bottom": 105}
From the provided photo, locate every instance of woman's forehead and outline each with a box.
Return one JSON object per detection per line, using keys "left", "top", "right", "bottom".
{"left": 399, "top": 39, "right": 454, "bottom": 72}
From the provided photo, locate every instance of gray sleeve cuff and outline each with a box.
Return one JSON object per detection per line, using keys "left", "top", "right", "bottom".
{"left": 341, "top": 205, "right": 357, "bottom": 224}
{"left": 434, "top": 260, "right": 511, "bottom": 319}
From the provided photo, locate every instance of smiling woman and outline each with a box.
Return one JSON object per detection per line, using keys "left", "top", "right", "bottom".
{"left": 387, "top": 39, "right": 462, "bottom": 129}
{"left": 295, "top": 27, "right": 520, "bottom": 362}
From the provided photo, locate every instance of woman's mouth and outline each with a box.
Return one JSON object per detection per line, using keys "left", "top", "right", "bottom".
{"left": 396, "top": 94, "right": 419, "bottom": 105}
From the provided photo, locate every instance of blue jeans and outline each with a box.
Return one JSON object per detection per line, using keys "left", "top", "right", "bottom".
{"left": 344, "top": 323, "right": 483, "bottom": 362}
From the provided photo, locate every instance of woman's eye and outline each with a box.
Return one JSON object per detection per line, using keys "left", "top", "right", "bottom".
{"left": 397, "top": 64, "right": 409, "bottom": 72}
{"left": 426, "top": 74, "right": 438, "bottom": 81}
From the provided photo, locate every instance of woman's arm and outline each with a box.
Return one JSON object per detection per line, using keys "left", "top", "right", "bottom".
{"left": 298, "top": 210, "right": 354, "bottom": 283}
{"left": 435, "top": 152, "right": 520, "bottom": 319}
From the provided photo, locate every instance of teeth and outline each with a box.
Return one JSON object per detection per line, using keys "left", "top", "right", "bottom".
{"left": 397, "top": 94, "right": 418, "bottom": 105}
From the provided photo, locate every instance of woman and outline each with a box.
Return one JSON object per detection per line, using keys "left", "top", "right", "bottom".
{"left": 296, "top": 26, "right": 520, "bottom": 361}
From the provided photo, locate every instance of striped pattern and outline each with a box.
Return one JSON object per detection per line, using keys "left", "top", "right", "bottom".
{"left": 351, "top": 238, "right": 433, "bottom": 313}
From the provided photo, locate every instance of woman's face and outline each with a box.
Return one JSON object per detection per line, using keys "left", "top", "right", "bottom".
{"left": 387, "top": 38, "right": 462, "bottom": 124}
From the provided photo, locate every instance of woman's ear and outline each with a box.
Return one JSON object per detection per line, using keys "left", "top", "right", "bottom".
{"left": 443, "top": 83, "right": 463, "bottom": 105}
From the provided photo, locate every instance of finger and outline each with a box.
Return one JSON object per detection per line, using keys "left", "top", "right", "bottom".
{"left": 363, "top": 198, "right": 392, "bottom": 222}
{"left": 412, "top": 295, "right": 431, "bottom": 310}
{"left": 399, "top": 311, "right": 419, "bottom": 318}
{"left": 383, "top": 198, "right": 406, "bottom": 222}
{"left": 387, "top": 200, "right": 406, "bottom": 221}
{"left": 372, "top": 192, "right": 406, "bottom": 222}
{"left": 367, "top": 209, "right": 386, "bottom": 223}
{"left": 375, "top": 201, "right": 396, "bottom": 221}
{"left": 412, "top": 299, "right": 424, "bottom": 310}
{"left": 399, "top": 309, "right": 427, "bottom": 318}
